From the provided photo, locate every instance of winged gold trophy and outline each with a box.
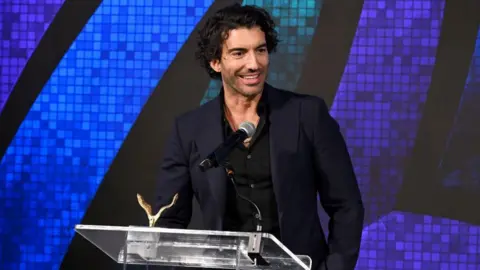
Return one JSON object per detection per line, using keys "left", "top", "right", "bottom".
{"left": 136, "top": 193, "right": 179, "bottom": 227}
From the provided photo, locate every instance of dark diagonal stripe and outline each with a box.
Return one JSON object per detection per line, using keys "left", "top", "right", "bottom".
{"left": 0, "top": 1, "right": 101, "bottom": 161}
{"left": 295, "top": 0, "right": 365, "bottom": 108}
{"left": 60, "top": 1, "right": 242, "bottom": 269}
{"left": 396, "top": 0, "right": 480, "bottom": 224}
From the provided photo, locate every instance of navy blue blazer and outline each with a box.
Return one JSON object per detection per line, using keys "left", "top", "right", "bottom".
{"left": 155, "top": 83, "right": 364, "bottom": 270}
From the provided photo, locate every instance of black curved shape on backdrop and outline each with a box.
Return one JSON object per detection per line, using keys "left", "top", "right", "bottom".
{"left": 0, "top": 0, "right": 101, "bottom": 161}
{"left": 295, "top": 0, "right": 365, "bottom": 108}
{"left": 293, "top": 0, "right": 364, "bottom": 231}
{"left": 396, "top": 0, "right": 480, "bottom": 224}
{"left": 60, "top": 1, "right": 242, "bottom": 269}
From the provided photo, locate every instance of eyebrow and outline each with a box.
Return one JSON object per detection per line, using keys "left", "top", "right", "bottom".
{"left": 227, "top": 43, "right": 267, "bottom": 53}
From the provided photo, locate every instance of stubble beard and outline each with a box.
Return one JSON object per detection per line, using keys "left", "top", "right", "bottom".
{"left": 225, "top": 75, "right": 264, "bottom": 100}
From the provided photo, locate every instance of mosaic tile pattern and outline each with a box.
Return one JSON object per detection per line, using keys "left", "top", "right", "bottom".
{"left": 200, "top": 0, "right": 323, "bottom": 104}
{"left": 330, "top": 0, "right": 445, "bottom": 227}
{"left": 2, "top": 0, "right": 480, "bottom": 269}
{"left": 327, "top": 0, "right": 479, "bottom": 268}
{"left": 0, "top": 0, "right": 65, "bottom": 112}
{"left": 0, "top": 1, "right": 213, "bottom": 269}
{"left": 359, "top": 211, "right": 480, "bottom": 269}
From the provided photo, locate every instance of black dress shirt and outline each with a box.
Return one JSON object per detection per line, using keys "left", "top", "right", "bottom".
{"left": 220, "top": 91, "right": 281, "bottom": 240}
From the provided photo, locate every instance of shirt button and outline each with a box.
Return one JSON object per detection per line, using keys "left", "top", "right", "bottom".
{"left": 247, "top": 154, "right": 252, "bottom": 159}
{"left": 250, "top": 184, "right": 255, "bottom": 188}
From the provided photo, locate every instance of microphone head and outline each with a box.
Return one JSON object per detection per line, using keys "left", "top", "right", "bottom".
{"left": 239, "top": 121, "right": 256, "bottom": 137}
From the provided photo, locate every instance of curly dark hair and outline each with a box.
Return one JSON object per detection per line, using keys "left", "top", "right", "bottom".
{"left": 195, "top": 3, "right": 279, "bottom": 79}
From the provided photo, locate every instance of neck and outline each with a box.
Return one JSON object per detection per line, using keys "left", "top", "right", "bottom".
{"left": 223, "top": 89, "right": 262, "bottom": 116}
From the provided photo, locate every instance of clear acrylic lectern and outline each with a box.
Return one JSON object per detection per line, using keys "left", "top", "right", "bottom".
{"left": 75, "top": 224, "right": 311, "bottom": 269}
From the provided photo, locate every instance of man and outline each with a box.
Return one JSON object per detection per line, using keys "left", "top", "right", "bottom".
{"left": 155, "top": 4, "right": 364, "bottom": 270}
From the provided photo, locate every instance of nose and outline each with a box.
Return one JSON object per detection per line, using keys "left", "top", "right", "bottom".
{"left": 245, "top": 51, "right": 259, "bottom": 71}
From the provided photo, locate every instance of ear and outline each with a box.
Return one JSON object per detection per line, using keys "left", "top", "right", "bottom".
{"left": 209, "top": 59, "right": 221, "bottom": 73}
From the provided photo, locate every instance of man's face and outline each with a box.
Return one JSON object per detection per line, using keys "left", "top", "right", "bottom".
{"left": 210, "top": 26, "right": 269, "bottom": 98}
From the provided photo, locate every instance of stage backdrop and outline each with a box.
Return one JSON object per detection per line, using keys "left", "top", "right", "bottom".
{"left": 1, "top": 0, "right": 479, "bottom": 269}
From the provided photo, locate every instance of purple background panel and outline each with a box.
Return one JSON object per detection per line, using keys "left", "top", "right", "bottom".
{"left": 0, "top": 0, "right": 65, "bottom": 112}
{"left": 359, "top": 211, "right": 480, "bottom": 269}
{"left": 330, "top": 0, "right": 445, "bottom": 225}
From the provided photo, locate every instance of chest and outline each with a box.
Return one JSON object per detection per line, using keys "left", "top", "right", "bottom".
{"left": 226, "top": 127, "right": 271, "bottom": 184}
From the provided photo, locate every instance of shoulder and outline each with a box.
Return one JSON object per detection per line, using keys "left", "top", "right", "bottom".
{"left": 176, "top": 96, "right": 215, "bottom": 119}
{"left": 172, "top": 97, "right": 220, "bottom": 131}
{"left": 267, "top": 84, "right": 329, "bottom": 115}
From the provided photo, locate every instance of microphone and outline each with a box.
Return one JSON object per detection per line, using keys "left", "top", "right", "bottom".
{"left": 224, "top": 165, "right": 268, "bottom": 266}
{"left": 198, "top": 121, "right": 256, "bottom": 172}
{"left": 199, "top": 121, "right": 267, "bottom": 265}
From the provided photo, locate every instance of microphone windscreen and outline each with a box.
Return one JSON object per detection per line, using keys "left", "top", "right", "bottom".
{"left": 239, "top": 121, "right": 256, "bottom": 137}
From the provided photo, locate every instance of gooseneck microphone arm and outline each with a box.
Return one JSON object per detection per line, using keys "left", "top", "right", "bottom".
{"left": 198, "top": 121, "right": 256, "bottom": 172}
{"left": 223, "top": 163, "right": 268, "bottom": 266}
{"left": 198, "top": 121, "right": 268, "bottom": 265}
{"left": 223, "top": 164, "right": 263, "bottom": 232}
{"left": 198, "top": 129, "right": 248, "bottom": 171}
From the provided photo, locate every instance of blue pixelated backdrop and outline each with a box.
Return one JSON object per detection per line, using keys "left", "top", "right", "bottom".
{"left": 0, "top": 0, "right": 213, "bottom": 269}
{"left": 1, "top": 0, "right": 479, "bottom": 269}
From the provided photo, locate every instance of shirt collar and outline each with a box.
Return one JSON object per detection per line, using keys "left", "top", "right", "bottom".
{"left": 218, "top": 86, "right": 268, "bottom": 118}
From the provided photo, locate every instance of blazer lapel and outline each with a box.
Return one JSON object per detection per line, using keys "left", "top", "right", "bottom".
{"left": 266, "top": 85, "right": 299, "bottom": 221}
{"left": 195, "top": 97, "right": 227, "bottom": 226}
{"left": 193, "top": 85, "right": 299, "bottom": 229}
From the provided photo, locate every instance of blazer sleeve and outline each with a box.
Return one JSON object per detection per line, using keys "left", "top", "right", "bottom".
{"left": 154, "top": 117, "right": 193, "bottom": 229}
{"left": 307, "top": 97, "right": 365, "bottom": 270}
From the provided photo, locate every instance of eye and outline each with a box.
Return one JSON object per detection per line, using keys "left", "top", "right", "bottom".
{"left": 257, "top": 47, "right": 267, "bottom": 53}
{"left": 232, "top": 51, "right": 243, "bottom": 57}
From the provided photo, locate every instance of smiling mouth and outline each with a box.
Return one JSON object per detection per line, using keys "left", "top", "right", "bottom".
{"left": 239, "top": 74, "right": 260, "bottom": 79}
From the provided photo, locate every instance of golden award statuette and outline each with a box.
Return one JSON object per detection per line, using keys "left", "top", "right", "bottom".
{"left": 136, "top": 193, "right": 179, "bottom": 227}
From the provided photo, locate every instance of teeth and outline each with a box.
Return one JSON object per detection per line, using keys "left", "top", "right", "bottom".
{"left": 243, "top": 75, "right": 258, "bottom": 79}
